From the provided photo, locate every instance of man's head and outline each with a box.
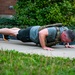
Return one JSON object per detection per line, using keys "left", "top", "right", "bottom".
{"left": 60, "top": 30, "right": 75, "bottom": 43}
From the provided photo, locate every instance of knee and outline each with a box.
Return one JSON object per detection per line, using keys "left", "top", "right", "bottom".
{"left": 8, "top": 30, "right": 15, "bottom": 36}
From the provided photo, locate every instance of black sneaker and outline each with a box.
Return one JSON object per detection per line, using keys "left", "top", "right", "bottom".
{"left": 3, "top": 35, "right": 10, "bottom": 41}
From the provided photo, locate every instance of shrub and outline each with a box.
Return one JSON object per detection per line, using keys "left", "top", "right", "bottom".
{"left": 0, "top": 0, "right": 75, "bottom": 29}
{"left": 14, "top": 0, "right": 75, "bottom": 29}
{"left": 0, "top": 18, "right": 18, "bottom": 28}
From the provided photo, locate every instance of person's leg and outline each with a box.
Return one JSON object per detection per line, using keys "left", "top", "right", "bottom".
{"left": 11, "top": 27, "right": 20, "bottom": 30}
{"left": 0, "top": 28, "right": 20, "bottom": 37}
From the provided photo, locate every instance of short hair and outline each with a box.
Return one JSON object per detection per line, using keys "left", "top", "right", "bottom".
{"left": 66, "top": 30, "right": 75, "bottom": 41}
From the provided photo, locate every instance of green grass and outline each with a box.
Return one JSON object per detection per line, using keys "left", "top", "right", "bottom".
{"left": 0, "top": 50, "right": 75, "bottom": 75}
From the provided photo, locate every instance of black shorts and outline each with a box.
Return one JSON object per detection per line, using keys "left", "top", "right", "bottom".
{"left": 17, "top": 27, "right": 32, "bottom": 42}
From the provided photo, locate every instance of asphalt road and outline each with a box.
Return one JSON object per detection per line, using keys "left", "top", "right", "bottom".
{"left": 0, "top": 39, "right": 75, "bottom": 59}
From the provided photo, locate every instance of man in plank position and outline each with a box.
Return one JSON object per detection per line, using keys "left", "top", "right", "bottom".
{"left": 0, "top": 23, "right": 75, "bottom": 50}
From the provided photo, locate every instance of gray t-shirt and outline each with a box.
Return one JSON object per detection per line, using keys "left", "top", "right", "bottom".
{"left": 30, "top": 26, "right": 68, "bottom": 44}
{"left": 30, "top": 26, "right": 40, "bottom": 44}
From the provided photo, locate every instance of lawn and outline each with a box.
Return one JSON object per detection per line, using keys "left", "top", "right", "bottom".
{"left": 0, "top": 50, "right": 75, "bottom": 75}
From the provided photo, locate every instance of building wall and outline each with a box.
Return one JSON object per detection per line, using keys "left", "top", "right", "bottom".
{"left": 0, "top": 0, "right": 17, "bottom": 15}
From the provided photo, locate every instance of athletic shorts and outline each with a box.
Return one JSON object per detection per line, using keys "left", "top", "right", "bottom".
{"left": 17, "top": 27, "right": 32, "bottom": 42}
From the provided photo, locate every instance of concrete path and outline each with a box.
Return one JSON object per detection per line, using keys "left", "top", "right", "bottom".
{"left": 0, "top": 39, "right": 75, "bottom": 59}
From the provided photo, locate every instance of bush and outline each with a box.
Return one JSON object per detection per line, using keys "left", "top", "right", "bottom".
{"left": 14, "top": 0, "right": 75, "bottom": 29}
{"left": 0, "top": 18, "right": 18, "bottom": 28}
{"left": 0, "top": 0, "right": 75, "bottom": 29}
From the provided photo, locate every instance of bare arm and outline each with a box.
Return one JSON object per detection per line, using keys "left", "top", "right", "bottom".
{"left": 39, "top": 28, "right": 53, "bottom": 50}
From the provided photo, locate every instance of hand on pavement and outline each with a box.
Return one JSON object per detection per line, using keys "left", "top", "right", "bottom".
{"left": 65, "top": 45, "right": 75, "bottom": 48}
{"left": 43, "top": 47, "right": 54, "bottom": 50}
